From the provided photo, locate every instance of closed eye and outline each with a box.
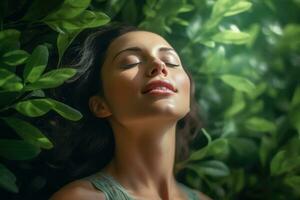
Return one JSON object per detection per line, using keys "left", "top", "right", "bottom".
{"left": 122, "top": 62, "right": 141, "bottom": 68}
{"left": 165, "top": 63, "right": 180, "bottom": 67}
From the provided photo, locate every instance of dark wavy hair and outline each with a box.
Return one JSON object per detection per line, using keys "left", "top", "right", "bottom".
{"left": 50, "top": 23, "right": 202, "bottom": 180}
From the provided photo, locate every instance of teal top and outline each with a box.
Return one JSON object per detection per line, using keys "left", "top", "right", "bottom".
{"left": 85, "top": 172, "right": 200, "bottom": 200}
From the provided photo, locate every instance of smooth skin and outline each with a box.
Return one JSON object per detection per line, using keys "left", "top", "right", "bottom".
{"left": 50, "top": 31, "right": 212, "bottom": 200}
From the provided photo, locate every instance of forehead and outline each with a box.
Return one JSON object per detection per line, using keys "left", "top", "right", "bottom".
{"left": 106, "top": 31, "right": 172, "bottom": 56}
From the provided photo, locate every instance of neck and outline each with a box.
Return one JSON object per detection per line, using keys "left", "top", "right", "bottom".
{"left": 103, "top": 119, "right": 181, "bottom": 200}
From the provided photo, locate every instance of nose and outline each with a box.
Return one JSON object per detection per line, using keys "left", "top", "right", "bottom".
{"left": 146, "top": 58, "right": 168, "bottom": 77}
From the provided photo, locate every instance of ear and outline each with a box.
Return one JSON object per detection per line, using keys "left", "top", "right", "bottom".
{"left": 89, "top": 96, "right": 112, "bottom": 118}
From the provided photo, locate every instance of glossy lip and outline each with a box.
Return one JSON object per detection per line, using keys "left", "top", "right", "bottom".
{"left": 142, "top": 80, "right": 177, "bottom": 95}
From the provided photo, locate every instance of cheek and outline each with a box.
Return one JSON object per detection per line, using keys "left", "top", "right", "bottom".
{"left": 174, "top": 70, "right": 191, "bottom": 115}
{"left": 102, "top": 70, "right": 140, "bottom": 110}
{"left": 175, "top": 71, "right": 191, "bottom": 98}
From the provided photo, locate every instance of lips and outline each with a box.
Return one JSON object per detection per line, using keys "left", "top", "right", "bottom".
{"left": 142, "top": 80, "right": 177, "bottom": 94}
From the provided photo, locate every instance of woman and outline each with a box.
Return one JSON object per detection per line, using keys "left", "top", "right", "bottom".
{"left": 50, "top": 24, "right": 211, "bottom": 200}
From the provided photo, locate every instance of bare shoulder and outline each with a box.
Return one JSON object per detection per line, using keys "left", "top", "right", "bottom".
{"left": 49, "top": 179, "right": 105, "bottom": 200}
{"left": 196, "top": 191, "right": 213, "bottom": 200}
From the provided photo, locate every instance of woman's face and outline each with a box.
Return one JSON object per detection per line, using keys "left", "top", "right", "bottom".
{"left": 98, "top": 31, "right": 190, "bottom": 126}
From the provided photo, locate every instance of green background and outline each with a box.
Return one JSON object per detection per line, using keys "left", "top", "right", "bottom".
{"left": 0, "top": 0, "right": 300, "bottom": 199}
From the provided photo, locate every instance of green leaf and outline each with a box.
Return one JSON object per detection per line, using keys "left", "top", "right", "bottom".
{"left": 48, "top": 99, "right": 82, "bottom": 121}
{"left": 259, "top": 136, "right": 274, "bottom": 167}
{"left": 2, "top": 50, "right": 29, "bottom": 66}
{"left": 202, "top": 128, "right": 212, "bottom": 144}
{"left": 224, "top": 1, "right": 252, "bottom": 16}
{"left": 0, "top": 69, "right": 23, "bottom": 92}
{"left": 14, "top": 98, "right": 53, "bottom": 117}
{"left": 57, "top": 30, "right": 81, "bottom": 63}
{"left": 211, "top": 0, "right": 233, "bottom": 18}
{"left": 0, "top": 29, "right": 20, "bottom": 53}
{"left": 282, "top": 156, "right": 300, "bottom": 173}
{"left": 199, "top": 46, "right": 225, "bottom": 74}
{"left": 212, "top": 30, "right": 250, "bottom": 45}
{"left": 220, "top": 74, "right": 256, "bottom": 94}
{"left": 291, "top": 85, "right": 300, "bottom": 108}
{"left": 178, "top": 4, "right": 194, "bottom": 13}
{"left": 43, "top": 0, "right": 91, "bottom": 20}
{"left": 224, "top": 91, "right": 245, "bottom": 118}
{"left": 0, "top": 139, "right": 40, "bottom": 160}
{"left": 24, "top": 68, "right": 76, "bottom": 91}
{"left": 245, "top": 117, "right": 277, "bottom": 132}
{"left": 186, "top": 14, "right": 202, "bottom": 40}
{"left": 189, "top": 138, "right": 228, "bottom": 161}
{"left": 285, "top": 176, "right": 300, "bottom": 190}
{"left": 26, "top": 90, "right": 45, "bottom": 99}
{"left": 22, "top": 0, "right": 64, "bottom": 21}
{"left": 45, "top": 10, "right": 110, "bottom": 34}
{"left": 2, "top": 117, "right": 53, "bottom": 149}
{"left": 187, "top": 160, "right": 230, "bottom": 178}
{"left": 0, "top": 163, "right": 18, "bottom": 193}
{"left": 228, "top": 138, "right": 258, "bottom": 159}
{"left": 171, "top": 17, "right": 189, "bottom": 27}
{"left": 105, "top": 0, "right": 126, "bottom": 18}
{"left": 289, "top": 105, "right": 300, "bottom": 137}
{"left": 270, "top": 150, "right": 287, "bottom": 176}
{"left": 0, "top": 29, "right": 20, "bottom": 42}
{"left": 204, "top": 0, "right": 234, "bottom": 30}
{"left": 23, "top": 45, "right": 49, "bottom": 83}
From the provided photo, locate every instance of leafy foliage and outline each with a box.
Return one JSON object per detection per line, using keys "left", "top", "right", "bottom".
{"left": 0, "top": 0, "right": 299, "bottom": 199}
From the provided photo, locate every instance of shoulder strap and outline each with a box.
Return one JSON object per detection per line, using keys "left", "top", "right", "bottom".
{"left": 177, "top": 182, "right": 201, "bottom": 200}
{"left": 86, "top": 172, "right": 200, "bottom": 200}
{"left": 85, "top": 172, "right": 135, "bottom": 200}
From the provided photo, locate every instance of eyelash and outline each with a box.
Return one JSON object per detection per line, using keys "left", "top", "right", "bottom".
{"left": 123, "top": 62, "right": 180, "bottom": 68}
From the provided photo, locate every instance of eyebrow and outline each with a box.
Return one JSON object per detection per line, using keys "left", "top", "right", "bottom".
{"left": 112, "top": 46, "right": 176, "bottom": 61}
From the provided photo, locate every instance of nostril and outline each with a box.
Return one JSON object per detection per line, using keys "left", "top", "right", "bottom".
{"left": 150, "top": 68, "right": 158, "bottom": 75}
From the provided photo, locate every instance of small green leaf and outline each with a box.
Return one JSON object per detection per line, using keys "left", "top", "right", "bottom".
{"left": 0, "top": 29, "right": 20, "bottom": 42}
{"left": 289, "top": 105, "right": 300, "bottom": 137}
{"left": 224, "top": 1, "right": 252, "bottom": 16}
{"left": 0, "top": 29, "right": 20, "bottom": 53}
{"left": 178, "top": 4, "right": 194, "bottom": 13}
{"left": 23, "top": 45, "right": 49, "bottom": 83}
{"left": 0, "top": 163, "right": 18, "bottom": 193}
{"left": 24, "top": 68, "right": 76, "bottom": 91}
{"left": 187, "top": 160, "right": 230, "bottom": 178}
{"left": 22, "top": 0, "right": 64, "bottom": 21}
{"left": 259, "top": 136, "right": 274, "bottom": 167}
{"left": 228, "top": 138, "right": 258, "bottom": 159}
{"left": 224, "top": 91, "right": 245, "bottom": 118}
{"left": 0, "top": 139, "right": 40, "bottom": 160}
{"left": 220, "top": 74, "right": 255, "bottom": 94}
{"left": 285, "top": 176, "right": 300, "bottom": 190}
{"left": 270, "top": 150, "right": 287, "bottom": 176}
{"left": 2, "top": 50, "right": 29, "bottom": 66}
{"left": 45, "top": 10, "right": 110, "bottom": 34}
{"left": 48, "top": 99, "right": 82, "bottom": 121}
{"left": 291, "top": 86, "right": 300, "bottom": 108}
{"left": 212, "top": 31, "right": 250, "bottom": 45}
{"left": 245, "top": 117, "right": 277, "bottom": 132}
{"left": 14, "top": 98, "right": 53, "bottom": 117}
{"left": 282, "top": 156, "right": 300, "bottom": 173}
{"left": 57, "top": 30, "right": 81, "bottom": 62}
{"left": 2, "top": 117, "right": 53, "bottom": 149}
{"left": 189, "top": 138, "right": 228, "bottom": 161}
{"left": 186, "top": 15, "right": 202, "bottom": 40}
{"left": 0, "top": 69, "right": 23, "bottom": 92}
{"left": 199, "top": 46, "right": 225, "bottom": 74}
{"left": 202, "top": 128, "right": 212, "bottom": 144}
{"left": 43, "top": 0, "right": 91, "bottom": 20}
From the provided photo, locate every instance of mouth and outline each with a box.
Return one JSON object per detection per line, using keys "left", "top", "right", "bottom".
{"left": 142, "top": 80, "right": 177, "bottom": 95}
